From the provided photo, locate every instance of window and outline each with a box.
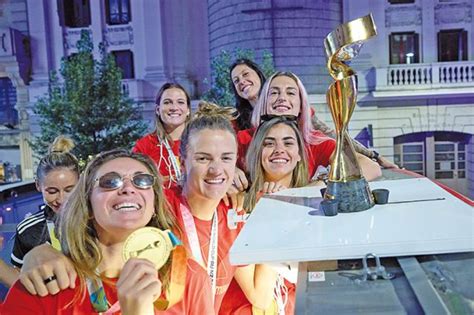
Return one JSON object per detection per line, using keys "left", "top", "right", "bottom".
{"left": 112, "top": 50, "right": 134, "bottom": 79}
{"left": 106, "top": 0, "right": 131, "bottom": 25}
{"left": 394, "top": 142, "right": 425, "bottom": 175}
{"left": 389, "top": 32, "right": 419, "bottom": 64}
{"left": 0, "top": 78, "right": 18, "bottom": 127}
{"left": 388, "top": 0, "right": 414, "bottom": 4}
{"left": 57, "top": 0, "right": 91, "bottom": 28}
{"left": 438, "top": 29, "right": 467, "bottom": 62}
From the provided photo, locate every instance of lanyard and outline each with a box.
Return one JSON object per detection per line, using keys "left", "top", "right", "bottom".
{"left": 46, "top": 220, "right": 61, "bottom": 251}
{"left": 162, "top": 138, "right": 182, "bottom": 182}
{"left": 180, "top": 202, "right": 218, "bottom": 302}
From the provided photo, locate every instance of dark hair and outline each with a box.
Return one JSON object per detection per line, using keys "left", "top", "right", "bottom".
{"left": 36, "top": 136, "right": 80, "bottom": 183}
{"left": 154, "top": 82, "right": 191, "bottom": 140}
{"left": 180, "top": 101, "right": 237, "bottom": 160}
{"left": 229, "top": 58, "right": 266, "bottom": 130}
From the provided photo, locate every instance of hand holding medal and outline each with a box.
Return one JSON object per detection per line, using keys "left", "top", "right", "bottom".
{"left": 122, "top": 227, "right": 187, "bottom": 311}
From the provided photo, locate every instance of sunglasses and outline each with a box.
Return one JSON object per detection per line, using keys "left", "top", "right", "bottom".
{"left": 260, "top": 114, "right": 298, "bottom": 123}
{"left": 95, "top": 172, "right": 155, "bottom": 190}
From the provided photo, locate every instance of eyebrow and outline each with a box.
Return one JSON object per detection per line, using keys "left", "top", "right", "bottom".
{"left": 194, "top": 152, "right": 236, "bottom": 156}
{"left": 264, "top": 136, "right": 297, "bottom": 141}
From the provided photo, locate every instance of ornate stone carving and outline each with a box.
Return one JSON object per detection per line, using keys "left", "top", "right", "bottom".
{"left": 104, "top": 25, "right": 134, "bottom": 46}
{"left": 63, "top": 28, "right": 92, "bottom": 50}
{"left": 385, "top": 6, "right": 422, "bottom": 28}
{"left": 435, "top": 2, "right": 472, "bottom": 24}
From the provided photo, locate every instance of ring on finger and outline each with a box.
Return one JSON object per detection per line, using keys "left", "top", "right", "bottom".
{"left": 43, "top": 275, "right": 57, "bottom": 285}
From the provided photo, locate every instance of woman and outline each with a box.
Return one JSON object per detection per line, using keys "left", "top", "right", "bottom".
{"left": 133, "top": 83, "right": 191, "bottom": 187}
{"left": 230, "top": 58, "right": 266, "bottom": 131}
{"left": 230, "top": 60, "right": 398, "bottom": 168}
{"left": 15, "top": 103, "right": 278, "bottom": 314}
{"left": 238, "top": 71, "right": 382, "bottom": 182}
{"left": 0, "top": 136, "right": 80, "bottom": 288}
{"left": 2, "top": 150, "right": 213, "bottom": 314}
{"left": 164, "top": 102, "right": 277, "bottom": 313}
{"left": 221, "top": 117, "right": 309, "bottom": 315}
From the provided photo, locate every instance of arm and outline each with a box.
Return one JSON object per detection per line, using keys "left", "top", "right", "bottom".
{"left": 312, "top": 116, "right": 398, "bottom": 169}
{"left": 0, "top": 259, "right": 19, "bottom": 287}
{"left": 357, "top": 153, "right": 382, "bottom": 181}
{"left": 19, "top": 244, "right": 76, "bottom": 296}
{"left": 234, "top": 264, "right": 277, "bottom": 310}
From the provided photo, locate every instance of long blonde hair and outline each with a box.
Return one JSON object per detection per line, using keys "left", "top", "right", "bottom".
{"left": 58, "top": 149, "right": 177, "bottom": 300}
{"left": 251, "top": 71, "right": 332, "bottom": 145}
{"left": 244, "top": 118, "right": 308, "bottom": 211}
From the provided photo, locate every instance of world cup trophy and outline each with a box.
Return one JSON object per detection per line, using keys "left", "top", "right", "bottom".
{"left": 323, "top": 14, "right": 377, "bottom": 213}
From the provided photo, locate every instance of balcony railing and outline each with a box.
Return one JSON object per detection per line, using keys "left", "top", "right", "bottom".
{"left": 376, "top": 61, "right": 474, "bottom": 92}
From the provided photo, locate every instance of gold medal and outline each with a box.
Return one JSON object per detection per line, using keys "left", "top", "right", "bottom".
{"left": 122, "top": 227, "right": 172, "bottom": 270}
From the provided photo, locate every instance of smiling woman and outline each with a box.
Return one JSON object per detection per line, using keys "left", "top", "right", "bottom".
{"left": 133, "top": 83, "right": 191, "bottom": 188}
{"left": 2, "top": 150, "right": 214, "bottom": 314}
{"left": 4, "top": 136, "right": 80, "bottom": 286}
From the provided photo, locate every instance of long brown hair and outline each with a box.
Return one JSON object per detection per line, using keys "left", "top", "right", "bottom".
{"left": 244, "top": 118, "right": 308, "bottom": 211}
{"left": 154, "top": 82, "right": 191, "bottom": 141}
{"left": 58, "top": 149, "right": 178, "bottom": 300}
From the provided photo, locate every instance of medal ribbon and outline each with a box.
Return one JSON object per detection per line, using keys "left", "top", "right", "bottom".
{"left": 180, "top": 202, "right": 218, "bottom": 302}
{"left": 46, "top": 220, "right": 61, "bottom": 251}
{"left": 88, "top": 230, "right": 187, "bottom": 313}
{"left": 162, "top": 138, "right": 182, "bottom": 182}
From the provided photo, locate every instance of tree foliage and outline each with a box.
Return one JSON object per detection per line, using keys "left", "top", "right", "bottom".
{"left": 31, "top": 31, "right": 147, "bottom": 160}
{"left": 202, "top": 49, "right": 275, "bottom": 106}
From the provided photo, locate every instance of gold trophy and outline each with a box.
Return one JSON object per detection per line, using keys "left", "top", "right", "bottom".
{"left": 323, "top": 14, "right": 376, "bottom": 212}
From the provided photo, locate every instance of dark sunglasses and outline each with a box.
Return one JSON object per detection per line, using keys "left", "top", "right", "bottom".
{"left": 95, "top": 172, "right": 155, "bottom": 190}
{"left": 260, "top": 114, "right": 298, "bottom": 123}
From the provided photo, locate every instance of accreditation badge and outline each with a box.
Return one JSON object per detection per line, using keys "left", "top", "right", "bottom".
{"left": 122, "top": 227, "right": 173, "bottom": 270}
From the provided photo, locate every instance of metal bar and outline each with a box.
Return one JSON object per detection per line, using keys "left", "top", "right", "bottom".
{"left": 397, "top": 257, "right": 450, "bottom": 314}
{"left": 388, "top": 197, "right": 445, "bottom": 204}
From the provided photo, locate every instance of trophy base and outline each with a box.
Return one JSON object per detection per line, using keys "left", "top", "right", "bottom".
{"left": 325, "top": 178, "right": 375, "bottom": 213}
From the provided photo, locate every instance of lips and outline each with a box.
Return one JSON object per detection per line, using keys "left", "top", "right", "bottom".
{"left": 113, "top": 202, "right": 142, "bottom": 212}
{"left": 272, "top": 104, "right": 291, "bottom": 112}
{"left": 241, "top": 85, "right": 251, "bottom": 93}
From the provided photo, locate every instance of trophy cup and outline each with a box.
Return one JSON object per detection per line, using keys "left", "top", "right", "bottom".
{"left": 323, "top": 14, "right": 377, "bottom": 213}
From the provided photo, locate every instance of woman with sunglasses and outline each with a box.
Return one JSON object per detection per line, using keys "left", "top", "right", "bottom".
{"left": 238, "top": 71, "right": 382, "bottom": 182}
{"left": 230, "top": 60, "right": 398, "bottom": 169}
{"left": 2, "top": 150, "right": 213, "bottom": 314}
{"left": 133, "top": 82, "right": 191, "bottom": 188}
{"left": 0, "top": 136, "right": 79, "bottom": 288}
{"left": 221, "top": 117, "right": 309, "bottom": 315}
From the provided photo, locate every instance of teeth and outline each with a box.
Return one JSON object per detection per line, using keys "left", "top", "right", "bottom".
{"left": 242, "top": 85, "right": 251, "bottom": 93}
{"left": 204, "top": 179, "right": 225, "bottom": 184}
{"left": 113, "top": 202, "right": 141, "bottom": 212}
{"left": 270, "top": 159, "right": 288, "bottom": 164}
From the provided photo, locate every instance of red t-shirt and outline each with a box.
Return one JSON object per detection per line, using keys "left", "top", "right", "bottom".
{"left": 237, "top": 128, "right": 335, "bottom": 179}
{"left": 305, "top": 133, "right": 336, "bottom": 178}
{"left": 165, "top": 188, "right": 245, "bottom": 314}
{"left": 219, "top": 278, "right": 296, "bottom": 315}
{"left": 2, "top": 259, "right": 213, "bottom": 315}
{"left": 133, "top": 133, "right": 181, "bottom": 187}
